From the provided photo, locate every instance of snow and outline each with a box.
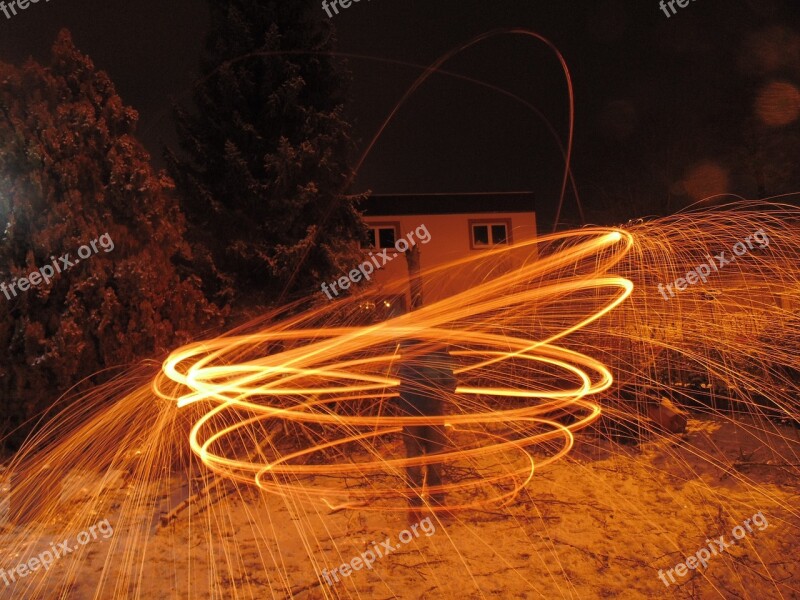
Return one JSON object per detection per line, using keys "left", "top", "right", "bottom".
{"left": 0, "top": 415, "right": 796, "bottom": 598}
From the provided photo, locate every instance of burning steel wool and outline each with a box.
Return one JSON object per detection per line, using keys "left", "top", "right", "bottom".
{"left": 154, "top": 227, "right": 632, "bottom": 512}
{"left": 0, "top": 19, "right": 798, "bottom": 598}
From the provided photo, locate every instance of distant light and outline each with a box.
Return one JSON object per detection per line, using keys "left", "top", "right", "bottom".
{"left": 756, "top": 81, "right": 800, "bottom": 127}
{"left": 681, "top": 162, "right": 730, "bottom": 202}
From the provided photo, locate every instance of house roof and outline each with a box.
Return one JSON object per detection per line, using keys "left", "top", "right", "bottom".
{"left": 359, "top": 192, "right": 535, "bottom": 216}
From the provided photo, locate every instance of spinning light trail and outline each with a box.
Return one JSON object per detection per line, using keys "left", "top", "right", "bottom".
{"left": 154, "top": 229, "right": 633, "bottom": 511}
{"left": 2, "top": 204, "right": 799, "bottom": 599}
{"left": 1, "top": 25, "right": 798, "bottom": 598}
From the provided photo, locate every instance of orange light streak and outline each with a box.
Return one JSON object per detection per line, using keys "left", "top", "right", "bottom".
{"left": 153, "top": 229, "right": 634, "bottom": 511}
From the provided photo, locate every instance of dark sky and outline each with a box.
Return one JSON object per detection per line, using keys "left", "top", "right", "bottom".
{"left": 2, "top": 0, "right": 799, "bottom": 229}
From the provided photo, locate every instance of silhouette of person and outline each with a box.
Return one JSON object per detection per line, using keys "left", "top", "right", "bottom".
{"left": 396, "top": 338, "right": 455, "bottom": 509}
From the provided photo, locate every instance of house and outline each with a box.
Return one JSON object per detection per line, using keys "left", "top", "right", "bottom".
{"left": 356, "top": 192, "right": 537, "bottom": 314}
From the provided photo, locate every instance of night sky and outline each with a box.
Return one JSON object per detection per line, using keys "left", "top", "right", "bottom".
{"left": 2, "top": 0, "right": 799, "bottom": 229}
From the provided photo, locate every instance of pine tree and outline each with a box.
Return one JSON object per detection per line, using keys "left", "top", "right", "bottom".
{"left": 167, "top": 0, "right": 367, "bottom": 304}
{"left": 0, "top": 30, "right": 222, "bottom": 447}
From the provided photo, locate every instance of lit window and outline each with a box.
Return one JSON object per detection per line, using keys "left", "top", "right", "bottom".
{"left": 471, "top": 222, "right": 509, "bottom": 247}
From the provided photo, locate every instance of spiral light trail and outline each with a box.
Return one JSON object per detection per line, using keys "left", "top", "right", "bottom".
{"left": 2, "top": 206, "right": 799, "bottom": 598}
{"left": 0, "top": 21, "right": 797, "bottom": 595}
{"left": 152, "top": 229, "right": 633, "bottom": 511}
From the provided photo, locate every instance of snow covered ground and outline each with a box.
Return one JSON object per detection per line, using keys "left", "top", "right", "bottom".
{"left": 1, "top": 415, "right": 797, "bottom": 599}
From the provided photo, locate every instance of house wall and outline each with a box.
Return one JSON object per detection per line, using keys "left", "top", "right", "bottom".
{"left": 361, "top": 211, "right": 538, "bottom": 307}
